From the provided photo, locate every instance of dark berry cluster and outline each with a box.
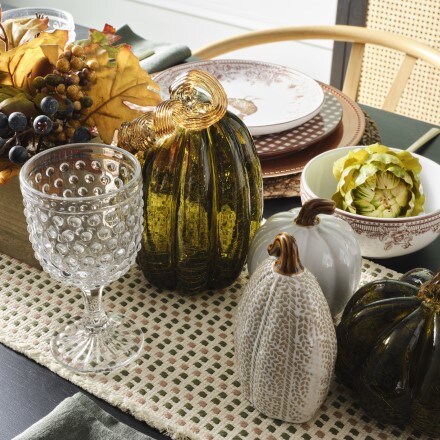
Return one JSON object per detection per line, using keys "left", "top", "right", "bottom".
{"left": 31, "top": 43, "right": 96, "bottom": 146}
{"left": 1, "top": 43, "right": 97, "bottom": 165}
{"left": 1, "top": 104, "right": 91, "bottom": 165}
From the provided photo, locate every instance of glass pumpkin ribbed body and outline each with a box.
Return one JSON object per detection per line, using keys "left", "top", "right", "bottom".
{"left": 336, "top": 270, "right": 440, "bottom": 437}
{"left": 138, "top": 110, "right": 262, "bottom": 293}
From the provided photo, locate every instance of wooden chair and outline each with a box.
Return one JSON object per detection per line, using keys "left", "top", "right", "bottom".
{"left": 360, "top": 0, "right": 439, "bottom": 124}
{"left": 193, "top": 25, "right": 440, "bottom": 123}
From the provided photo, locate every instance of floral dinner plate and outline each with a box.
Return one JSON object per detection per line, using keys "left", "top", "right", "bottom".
{"left": 153, "top": 59, "right": 325, "bottom": 136}
{"left": 255, "top": 90, "right": 343, "bottom": 158}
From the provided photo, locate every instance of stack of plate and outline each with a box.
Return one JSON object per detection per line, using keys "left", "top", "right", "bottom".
{"left": 153, "top": 60, "right": 366, "bottom": 198}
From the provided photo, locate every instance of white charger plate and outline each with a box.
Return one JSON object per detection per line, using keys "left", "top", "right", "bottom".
{"left": 153, "top": 59, "right": 325, "bottom": 136}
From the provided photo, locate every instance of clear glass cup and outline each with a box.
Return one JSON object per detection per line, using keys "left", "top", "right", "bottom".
{"left": 2, "top": 7, "right": 76, "bottom": 42}
{"left": 19, "top": 144, "right": 144, "bottom": 373}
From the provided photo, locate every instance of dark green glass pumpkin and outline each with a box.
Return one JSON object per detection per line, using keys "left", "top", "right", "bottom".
{"left": 336, "top": 267, "right": 439, "bottom": 437}
{"left": 119, "top": 70, "right": 263, "bottom": 293}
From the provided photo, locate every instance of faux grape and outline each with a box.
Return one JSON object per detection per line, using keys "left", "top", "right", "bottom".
{"left": 72, "top": 126, "right": 91, "bottom": 143}
{"left": 9, "top": 145, "right": 28, "bottom": 164}
{"left": 56, "top": 58, "right": 70, "bottom": 73}
{"left": 0, "top": 112, "right": 8, "bottom": 128}
{"left": 8, "top": 112, "right": 27, "bottom": 132}
{"left": 56, "top": 99, "right": 74, "bottom": 118}
{"left": 70, "top": 56, "right": 84, "bottom": 70}
{"left": 80, "top": 96, "right": 93, "bottom": 108}
{"left": 72, "top": 45, "right": 84, "bottom": 57}
{"left": 45, "top": 74, "right": 64, "bottom": 87}
{"left": 33, "top": 76, "right": 46, "bottom": 90}
{"left": 33, "top": 115, "right": 54, "bottom": 134}
{"left": 41, "top": 97, "right": 59, "bottom": 115}
{"left": 0, "top": 127, "right": 9, "bottom": 137}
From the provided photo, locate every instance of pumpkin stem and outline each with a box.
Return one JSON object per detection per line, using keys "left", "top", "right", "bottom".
{"left": 118, "top": 71, "right": 228, "bottom": 151}
{"left": 167, "top": 70, "right": 227, "bottom": 130}
{"left": 118, "top": 111, "right": 156, "bottom": 153}
{"left": 295, "top": 198, "right": 335, "bottom": 226}
{"left": 268, "top": 232, "right": 304, "bottom": 276}
{"left": 418, "top": 268, "right": 440, "bottom": 304}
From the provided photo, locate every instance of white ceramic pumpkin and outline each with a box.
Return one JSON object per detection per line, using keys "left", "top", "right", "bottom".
{"left": 248, "top": 199, "right": 361, "bottom": 317}
{"left": 235, "top": 233, "right": 337, "bottom": 423}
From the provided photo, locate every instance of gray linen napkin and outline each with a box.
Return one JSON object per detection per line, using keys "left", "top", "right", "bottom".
{"left": 13, "top": 393, "right": 155, "bottom": 440}
{"left": 116, "top": 24, "right": 191, "bottom": 73}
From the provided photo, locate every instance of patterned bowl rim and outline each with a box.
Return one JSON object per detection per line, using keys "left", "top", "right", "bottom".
{"left": 332, "top": 205, "right": 440, "bottom": 224}
{"left": 302, "top": 188, "right": 440, "bottom": 225}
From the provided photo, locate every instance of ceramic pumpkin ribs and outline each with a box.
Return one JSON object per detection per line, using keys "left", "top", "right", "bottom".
{"left": 235, "top": 232, "right": 337, "bottom": 423}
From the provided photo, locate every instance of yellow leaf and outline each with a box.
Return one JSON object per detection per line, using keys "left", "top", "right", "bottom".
{"left": 84, "top": 46, "right": 162, "bottom": 144}
{"left": 0, "top": 30, "right": 68, "bottom": 92}
{"left": 0, "top": 156, "right": 20, "bottom": 185}
{"left": 40, "top": 44, "right": 63, "bottom": 66}
{"left": 0, "top": 16, "right": 49, "bottom": 50}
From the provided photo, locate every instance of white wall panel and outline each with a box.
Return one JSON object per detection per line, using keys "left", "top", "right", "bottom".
{"left": 10, "top": 0, "right": 337, "bottom": 82}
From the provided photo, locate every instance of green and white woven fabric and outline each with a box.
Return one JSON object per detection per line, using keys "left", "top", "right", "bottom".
{"left": 0, "top": 253, "right": 431, "bottom": 440}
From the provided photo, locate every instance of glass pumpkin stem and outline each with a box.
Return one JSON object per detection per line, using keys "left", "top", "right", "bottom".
{"left": 268, "top": 233, "right": 304, "bottom": 276}
{"left": 82, "top": 287, "right": 108, "bottom": 330}
{"left": 164, "top": 70, "right": 228, "bottom": 131}
{"left": 295, "top": 198, "right": 335, "bottom": 226}
{"left": 418, "top": 268, "right": 440, "bottom": 305}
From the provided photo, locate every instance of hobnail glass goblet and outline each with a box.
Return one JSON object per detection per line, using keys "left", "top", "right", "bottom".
{"left": 19, "top": 143, "right": 144, "bottom": 373}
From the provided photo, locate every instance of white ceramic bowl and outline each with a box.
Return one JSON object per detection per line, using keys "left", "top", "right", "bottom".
{"left": 300, "top": 146, "right": 440, "bottom": 258}
{"left": 2, "top": 8, "right": 76, "bottom": 42}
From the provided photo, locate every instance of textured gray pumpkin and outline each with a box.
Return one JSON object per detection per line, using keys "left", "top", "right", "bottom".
{"left": 235, "top": 233, "right": 337, "bottom": 423}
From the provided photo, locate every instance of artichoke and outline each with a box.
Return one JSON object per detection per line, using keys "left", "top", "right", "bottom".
{"left": 332, "top": 144, "right": 425, "bottom": 218}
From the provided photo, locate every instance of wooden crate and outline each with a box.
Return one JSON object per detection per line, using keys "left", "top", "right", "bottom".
{"left": 0, "top": 177, "right": 40, "bottom": 268}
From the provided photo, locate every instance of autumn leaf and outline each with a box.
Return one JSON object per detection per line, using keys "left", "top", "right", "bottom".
{"left": 78, "top": 26, "right": 127, "bottom": 64}
{"left": 88, "top": 25, "right": 121, "bottom": 46}
{"left": 40, "top": 44, "right": 63, "bottom": 66}
{"left": 0, "top": 30, "right": 68, "bottom": 92}
{"left": 0, "top": 16, "right": 49, "bottom": 50}
{"left": 84, "top": 46, "right": 162, "bottom": 144}
{"left": 0, "top": 156, "right": 20, "bottom": 184}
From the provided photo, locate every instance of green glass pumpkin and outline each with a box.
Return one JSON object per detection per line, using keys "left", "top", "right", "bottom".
{"left": 336, "top": 267, "right": 439, "bottom": 437}
{"left": 119, "top": 70, "right": 263, "bottom": 292}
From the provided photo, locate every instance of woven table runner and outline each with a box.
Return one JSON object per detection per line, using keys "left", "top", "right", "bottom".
{"left": 0, "top": 253, "right": 432, "bottom": 440}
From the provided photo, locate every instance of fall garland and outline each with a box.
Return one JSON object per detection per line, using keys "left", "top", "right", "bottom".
{"left": 0, "top": 12, "right": 161, "bottom": 184}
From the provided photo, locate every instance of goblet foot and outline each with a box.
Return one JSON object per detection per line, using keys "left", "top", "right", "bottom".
{"left": 51, "top": 314, "right": 144, "bottom": 373}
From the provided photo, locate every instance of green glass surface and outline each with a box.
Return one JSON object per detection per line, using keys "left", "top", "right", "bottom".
{"left": 336, "top": 272, "right": 440, "bottom": 437}
{"left": 138, "top": 111, "right": 262, "bottom": 293}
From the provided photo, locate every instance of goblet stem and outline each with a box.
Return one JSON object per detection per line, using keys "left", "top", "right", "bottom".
{"left": 82, "top": 287, "right": 108, "bottom": 330}
{"left": 51, "top": 285, "right": 144, "bottom": 372}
